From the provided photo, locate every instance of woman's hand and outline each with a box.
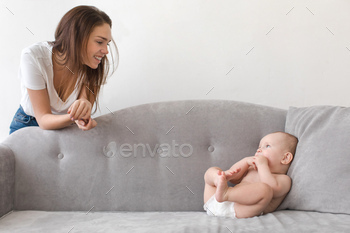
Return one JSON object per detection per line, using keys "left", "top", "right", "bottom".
{"left": 75, "top": 118, "right": 97, "bottom": 131}
{"left": 68, "top": 99, "right": 92, "bottom": 121}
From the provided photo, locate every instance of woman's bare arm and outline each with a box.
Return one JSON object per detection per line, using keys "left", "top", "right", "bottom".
{"left": 27, "top": 88, "right": 73, "bottom": 130}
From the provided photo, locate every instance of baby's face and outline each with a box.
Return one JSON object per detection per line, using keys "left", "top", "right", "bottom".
{"left": 255, "top": 133, "right": 288, "bottom": 166}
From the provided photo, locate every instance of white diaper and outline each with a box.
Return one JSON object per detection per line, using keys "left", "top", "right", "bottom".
{"left": 203, "top": 195, "right": 236, "bottom": 219}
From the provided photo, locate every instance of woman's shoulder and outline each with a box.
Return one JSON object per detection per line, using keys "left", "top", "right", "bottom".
{"left": 21, "top": 41, "right": 53, "bottom": 57}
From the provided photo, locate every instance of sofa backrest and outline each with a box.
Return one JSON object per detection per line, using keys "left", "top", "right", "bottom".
{"left": 3, "top": 100, "right": 286, "bottom": 211}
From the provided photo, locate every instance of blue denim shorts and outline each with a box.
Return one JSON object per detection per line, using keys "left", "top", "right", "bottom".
{"left": 9, "top": 105, "right": 39, "bottom": 134}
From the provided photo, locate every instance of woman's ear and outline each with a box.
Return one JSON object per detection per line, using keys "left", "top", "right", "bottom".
{"left": 281, "top": 152, "right": 293, "bottom": 165}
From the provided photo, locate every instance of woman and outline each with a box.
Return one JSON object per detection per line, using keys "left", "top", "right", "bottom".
{"left": 9, "top": 5, "right": 118, "bottom": 134}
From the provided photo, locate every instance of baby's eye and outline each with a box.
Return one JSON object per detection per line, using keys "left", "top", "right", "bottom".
{"left": 266, "top": 145, "right": 271, "bottom": 148}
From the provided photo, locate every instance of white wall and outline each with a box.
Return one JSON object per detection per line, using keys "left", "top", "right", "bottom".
{"left": 1, "top": 0, "right": 350, "bottom": 142}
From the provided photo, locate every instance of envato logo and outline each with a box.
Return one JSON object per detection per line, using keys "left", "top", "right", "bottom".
{"left": 103, "top": 140, "right": 193, "bottom": 158}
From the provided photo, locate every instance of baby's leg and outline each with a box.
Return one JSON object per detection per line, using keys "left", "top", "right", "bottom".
{"left": 204, "top": 167, "right": 223, "bottom": 203}
{"left": 215, "top": 170, "right": 230, "bottom": 202}
{"left": 217, "top": 181, "right": 273, "bottom": 218}
{"left": 234, "top": 183, "right": 273, "bottom": 218}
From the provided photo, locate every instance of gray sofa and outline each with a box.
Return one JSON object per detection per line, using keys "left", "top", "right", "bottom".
{"left": 1, "top": 100, "right": 350, "bottom": 233}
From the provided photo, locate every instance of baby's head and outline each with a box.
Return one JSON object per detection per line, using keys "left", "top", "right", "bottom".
{"left": 256, "top": 132, "right": 298, "bottom": 174}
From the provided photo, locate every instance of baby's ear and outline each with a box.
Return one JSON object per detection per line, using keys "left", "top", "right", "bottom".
{"left": 281, "top": 152, "right": 293, "bottom": 165}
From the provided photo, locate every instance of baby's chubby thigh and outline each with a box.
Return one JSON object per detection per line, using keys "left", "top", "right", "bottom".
{"left": 233, "top": 182, "right": 273, "bottom": 218}
{"left": 203, "top": 166, "right": 224, "bottom": 203}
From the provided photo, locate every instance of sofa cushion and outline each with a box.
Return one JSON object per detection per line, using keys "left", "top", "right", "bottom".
{"left": 279, "top": 106, "right": 350, "bottom": 214}
{"left": 1, "top": 210, "right": 350, "bottom": 233}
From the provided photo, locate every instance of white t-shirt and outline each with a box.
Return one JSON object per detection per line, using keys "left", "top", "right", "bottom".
{"left": 19, "top": 41, "right": 80, "bottom": 117}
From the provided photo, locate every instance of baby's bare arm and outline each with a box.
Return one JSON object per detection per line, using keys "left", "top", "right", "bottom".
{"left": 254, "top": 155, "right": 291, "bottom": 197}
{"left": 272, "top": 174, "right": 292, "bottom": 198}
{"left": 225, "top": 157, "right": 254, "bottom": 184}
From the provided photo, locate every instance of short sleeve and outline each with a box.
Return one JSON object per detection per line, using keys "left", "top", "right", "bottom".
{"left": 19, "top": 51, "right": 46, "bottom": 90}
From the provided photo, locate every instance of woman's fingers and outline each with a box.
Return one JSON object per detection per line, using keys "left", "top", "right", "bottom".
{"left": 75, "top": 118, "right": 96, "bottom": 131}
{"left": 74, "top": 104, "right": 85, "bottom": 119}
{"left": 69, "top": 100, "right": 92, "bottom": 120}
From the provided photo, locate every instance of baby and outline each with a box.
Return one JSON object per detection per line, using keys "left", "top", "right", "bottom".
{"left": 203, "top": 132, "right": 298, "bottom": 219}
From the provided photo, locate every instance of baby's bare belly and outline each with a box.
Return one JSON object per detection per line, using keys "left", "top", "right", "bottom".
{"left": 240, "top": 168, "right": 261, "bottom": 183}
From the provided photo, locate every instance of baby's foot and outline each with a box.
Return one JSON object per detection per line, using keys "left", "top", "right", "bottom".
{"left": 224, "top": 168, "right": 241, "bottom": 181}
{"left": 215, "top": 170, "right": 229, "bottom": 202}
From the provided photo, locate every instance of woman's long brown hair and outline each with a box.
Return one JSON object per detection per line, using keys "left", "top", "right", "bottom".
{"left": 50, "top": 5, "right": 118, "bottom": 113}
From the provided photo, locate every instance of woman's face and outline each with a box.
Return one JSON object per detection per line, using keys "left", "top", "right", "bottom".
{"left": 84, "top": 23, "right": 112, "bottom": 69}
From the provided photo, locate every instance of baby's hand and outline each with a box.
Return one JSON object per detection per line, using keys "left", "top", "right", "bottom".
{"left": 246, "top": 156, "right": 257, "bottom": 170}
{"left": 254, "top": 155, "right": 268, "bottom": 167}
{"left": 224, "top": 167, "right": 241, "bottom": 180}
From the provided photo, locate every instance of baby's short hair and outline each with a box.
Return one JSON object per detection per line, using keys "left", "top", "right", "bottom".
{"left": 273, "top": 131, "right": 298, "bottom": 156}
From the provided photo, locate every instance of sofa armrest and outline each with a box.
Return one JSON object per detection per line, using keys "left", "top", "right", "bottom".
{"left": 0, "top": 144, "right": 15, "bottom": 218}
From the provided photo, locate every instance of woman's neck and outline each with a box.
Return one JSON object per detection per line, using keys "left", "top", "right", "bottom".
{"left": 52, "top": 51, "right": 78, "bottom": 102}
